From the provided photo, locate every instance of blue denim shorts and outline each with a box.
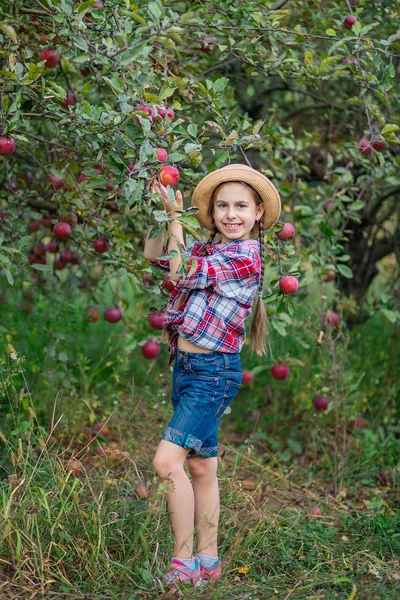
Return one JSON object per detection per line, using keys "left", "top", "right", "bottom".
{"left": 161, "top": 350, "right": 243, "bottom": 459}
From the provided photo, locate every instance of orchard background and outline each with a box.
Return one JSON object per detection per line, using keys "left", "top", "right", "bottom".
{"left": 0, "top": 1, "right": 399, "bottom": 599}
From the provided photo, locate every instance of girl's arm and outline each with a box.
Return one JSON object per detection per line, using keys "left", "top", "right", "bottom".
{"left": 143, "top": 226, "right": 165, "bottom": 261}
{"left": 150, "top": 180, "right": 185, "bottom": 281}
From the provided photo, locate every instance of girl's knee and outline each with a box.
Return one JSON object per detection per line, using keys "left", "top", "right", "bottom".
{"left": 153, "top": 451, "right": 185, "bottom": 478}
{"left": 188, "top": 456, "right": 218, "bottom": 479}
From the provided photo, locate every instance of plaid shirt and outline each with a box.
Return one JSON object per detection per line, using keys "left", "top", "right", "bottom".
{"left": 152, "top": 239, "right": 261, "bottom": 365}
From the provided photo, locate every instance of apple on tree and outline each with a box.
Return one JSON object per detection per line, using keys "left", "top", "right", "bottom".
{"left": 159, "top": 165, "right": 180, "bottom": 187}
{"left": 242, "top": 370, "right": 254, "bottom": 384}
{"left": 53, "top": 221, "right": 71, "bottom": 239}
{"left": 271, "top": 364, "right": 290, "bottom": 380}
{"left": 156, "top": 148, "right": 168, "bottom": 163}
{"left": 279, "top": 275, "right": 299, "bottom": 294}
{"left": 92, "top": 237, "right": 110, "bottom": 254}
{"left": 104, "top": 307, "right": 122, "bottom": 323}
{"left": 358, "top": 138, "right": 373, "bottom": 154}
{"left": 313, "top": 396, "right": 330, "bottom": 411}
{"left": 39, "top": 49, "right": 60, "bottom": 68}
{"left": 343, "top": 15, "right": 357, "bottom": 29}
{"left": 142, "top": 341, "right": 161, "bottom": 359}
{"left": 0, "top": 136, "right": 16, "bottom": 155}
{"left": 148, "top": 311, "right": 165, "bottom": 330}
{"left": 276, "top": 222, "right": 296, "bottom": 241}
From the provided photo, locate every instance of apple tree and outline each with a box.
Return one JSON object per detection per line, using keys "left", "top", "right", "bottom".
{"left": 0, "top": 0, "right": 399, "bottom": 354}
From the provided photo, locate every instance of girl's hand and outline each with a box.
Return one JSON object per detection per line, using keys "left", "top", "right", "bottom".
{"left": 148, "top": 179, "right": 183, "bottom": 216}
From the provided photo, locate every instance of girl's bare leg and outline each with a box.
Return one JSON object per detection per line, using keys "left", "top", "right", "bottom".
{"left": 153, "top": 439, "right": 195, "bottom": 558}
{"left": 187, "top": 456, "right": 219, "bottom": 556}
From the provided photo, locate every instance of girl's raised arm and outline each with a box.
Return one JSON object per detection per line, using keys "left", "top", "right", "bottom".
{"left": 149, "top": 180, "right": 185, "bottom": 281}
{"left": 143, "top": 226, "right": 165, "bottom": 262}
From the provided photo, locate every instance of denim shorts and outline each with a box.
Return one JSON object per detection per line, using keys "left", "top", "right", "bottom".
{"left": 161, "top": 350, "right": 243, "bottom": 459}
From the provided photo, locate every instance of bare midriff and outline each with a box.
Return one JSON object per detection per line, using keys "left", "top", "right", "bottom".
{"left": 177, "top": 335, "right": 213, "bottom": 353}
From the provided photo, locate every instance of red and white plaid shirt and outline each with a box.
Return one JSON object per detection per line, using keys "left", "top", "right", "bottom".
{"left": 152, "top": 239, "right": 261, "bottom": 365}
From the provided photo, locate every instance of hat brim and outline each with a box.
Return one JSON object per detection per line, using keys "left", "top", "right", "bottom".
{"left": 191, "top": 164, "right": 281, "bottom": 231}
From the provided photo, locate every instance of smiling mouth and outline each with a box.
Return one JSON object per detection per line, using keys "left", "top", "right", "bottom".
{"left": 223, "top": 223, "right": 242, "bottom": 230}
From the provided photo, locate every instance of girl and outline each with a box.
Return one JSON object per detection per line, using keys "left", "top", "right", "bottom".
{"left": 144, "top": 164, "right": 281, "bottom": 594}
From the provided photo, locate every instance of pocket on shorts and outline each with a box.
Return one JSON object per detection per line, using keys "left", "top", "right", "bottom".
{"left": 214, "top": 379, "right": 241, "bottom": 421}
{"left": 188, "top": 361, "right": 219, "bottom": 382}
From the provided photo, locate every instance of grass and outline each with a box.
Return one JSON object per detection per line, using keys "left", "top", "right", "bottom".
{"left": 0, "top": 280, "right": 399, "bottom": 599}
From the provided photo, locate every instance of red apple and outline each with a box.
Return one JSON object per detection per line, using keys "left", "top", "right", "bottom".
{"left": 358, "top": 138, "right": 373, "bottom": 154}
{"left": 157, "top": 107, "right": 167, "bottom": 119}
{"left": 156, "top": 148, "right": 168, "bottom": 162}
{"left": 271, "top": 364, "right": 290, "bottom": 380}
{"left": 159, "top": 165, "right": 180, "bottom": 186}
{"left": 28, "top": 253, "right": 38, "bottom": 264}
{"left": 372, "top": 136, "right": 385, "bottom": 152}
{"left": 165, "top": 108, "right": 175, "bottom": 120}
{"left": 242, "top": 370, "right": 254, "bottom": 385}
{"left": 277, "top": 223, "right": 296, "bottom": 241}
{"left": 324, "top": 310, "right": 341, "bottom": 327}
{"left": 142, "top": 341, "right": 161, "bottom": 359}
{"left": 313, "top": 396, "right": 330, "bottom": 411}
{"left": 279, "top": 275, "right": 299, "bottom": 294}
{"left": 343, "top": 15, "right": 357, "bottom": 29}
{"left": 60, "top": 212, "right": 78, "bottom": 227}
{"left": 92, "top": 237, "right": 110, "bottom": 254}
{"left": 104, "top": 307, "right": 122, "bottom": 323}
{"left": 24, "top": 291, "right": 34, "bottom": 301}
{"left": 32, "top": 243, "right": 46, "bottom": 257}
{"left": 162, "top": 277, "right": 175, "bottom": 292}
{"left": 71, "top": 254, "right": 81, "bottom": 265}
{"left": 39, "top": 49, "right": 60, "bottom": 68}
{"left": 64, "top": 90, "right": 76, "bottom": 107}
{"left": 47, "top": 173, "right": 66, "bottom": 190}
{"left": 86, "top": 307, "right": 99, "bottom": 322}
{"left": 28, "top": 221, "right": 41, "bottom": 232}
{"left": 54, "top": 257, "right": 66, "bottom": 270}
{"left": 348, "top": 418, "right": 366, "bottom": 431}
{"left": 0, "top": 136, "right": 16, "bottom": 155}
{"left": 310, "top": 507, "right": 322, "bottom": 518}
{"left": 325, "top": 272, "right": 335, "bottom": 282}
{"left": 46, "top": 240, "right": 58, "bottom": 253}
{"left": 53, "top": 221, "right": 71, "bottom": 239}
{"left": 135, "top": 105, "right": 157, "bottom": 125}
{"left": 343, "top": 57, "right": 351, "bottom": 65}
{"left": 92, "top": 0, "right": 103, "bottom": 7}
{"left": 41, "top": 215, "right": 53, "bottom": 228}
{"left": 148, "top": 311, "right": 165, "bottom": 330}
{"left": 143, "top": 273, "right": 155, "bottom": 285}
{"left": 60, "top": 248, "right": 74, "bottom": 263}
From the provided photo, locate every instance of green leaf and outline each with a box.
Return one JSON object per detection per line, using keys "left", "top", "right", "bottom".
{"left": 0, "top": 24, "right": 17, "bottom": 44}
{"left": 213, "top": 77, "right": 229, "bottom": 94}
{"left": 5, "top": 269, "right": 14, "bottom": 285}
{"left": 325, "top": 28, "right": 336, "bottom": 36}
{"left": 187, "top": 123, "right": 198, "bottom": 138}
{"left": 337, "top": 264, "right": 353, "bottom": 279}
{"left": 58, "top": 352, "right": 69, "bottom": 363}
{"left": 380, "top": 309, "right": 398, "bottom": 324}
{"left": 118, "top": 44, "right": 152, "bottom": 66}
{"left": 381, "top": 124, "right": 399, "bottom": 136}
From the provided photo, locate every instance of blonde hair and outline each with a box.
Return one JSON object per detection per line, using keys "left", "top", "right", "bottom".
{"left": 199, "top": 181, "right": 272, "bottom": 357}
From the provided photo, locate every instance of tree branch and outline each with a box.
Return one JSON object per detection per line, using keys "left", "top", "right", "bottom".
{"left": 368, "top": 185, "right": 400, "bottom": 221}
{"left": 370, "top": 227, "right": 400, "bottom": 263}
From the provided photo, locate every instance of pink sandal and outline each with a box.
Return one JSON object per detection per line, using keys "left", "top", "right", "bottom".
{"left": 165, "top": 558, "right": 201, "bottom": 595}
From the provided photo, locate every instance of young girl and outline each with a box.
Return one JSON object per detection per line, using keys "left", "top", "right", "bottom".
{"left": 144, "top": 164, "right": 281, "bottom": 594}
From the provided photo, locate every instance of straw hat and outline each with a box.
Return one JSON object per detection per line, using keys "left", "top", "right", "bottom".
{"left": 191, "top": 164, "right": 281, "bottom": 231}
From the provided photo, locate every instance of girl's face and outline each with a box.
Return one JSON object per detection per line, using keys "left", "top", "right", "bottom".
{"left": 212, "top": 182, "right": 264, "bottom": 244}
